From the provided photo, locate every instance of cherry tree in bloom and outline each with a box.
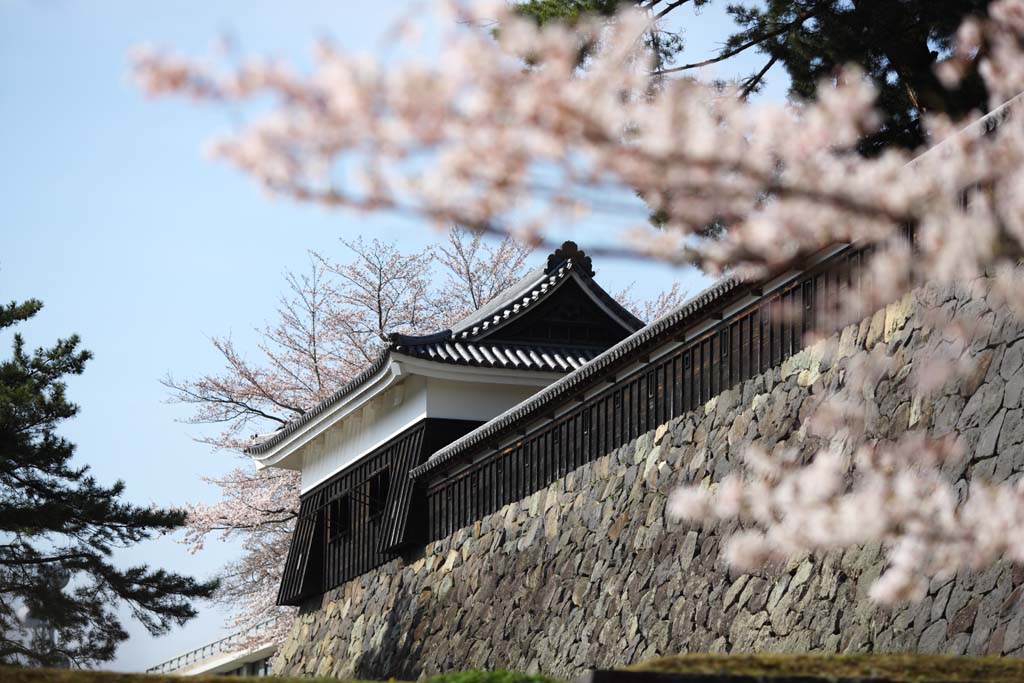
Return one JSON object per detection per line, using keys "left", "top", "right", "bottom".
{"left": 170, "top": 230, "right": 530, "bottom": 637}
{"left": 170, "top": 229, "right": 685, "bottom": 638}
{"left": 137, "top": 0, "right": 1024, "bottom": 605}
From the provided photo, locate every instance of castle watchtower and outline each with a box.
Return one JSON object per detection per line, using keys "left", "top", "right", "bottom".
{"left": 246, "top": 242, "right": 642, "bottom": 605}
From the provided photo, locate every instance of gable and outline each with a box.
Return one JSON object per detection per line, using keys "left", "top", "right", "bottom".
{"left": 481, "top": 277, "right": 634, "bottom": 348}
{"left": 442, "top": 242, "right": 643, "bottom": 344}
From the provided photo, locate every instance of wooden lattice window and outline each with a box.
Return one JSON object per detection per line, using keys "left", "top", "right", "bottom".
{"left": 367, "top": 468, "right": 391, "bottom": 519}
{"left": 327, "top": 495, "right": 351, "bottom": 542}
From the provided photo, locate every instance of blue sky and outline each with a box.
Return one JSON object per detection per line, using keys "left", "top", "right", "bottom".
{"left": 0, "top": 0, "right": 786, "bottom": 672}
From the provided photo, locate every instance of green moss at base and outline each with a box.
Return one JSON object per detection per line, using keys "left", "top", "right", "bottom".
{"left": 7, "top": 655, "right": 1024, "bottom": 683}
{"left": 423, "top": 671, "right": 565, "bottom": 683}
{"left": 625, "top": 653, "right": 1024, "bottom": 682}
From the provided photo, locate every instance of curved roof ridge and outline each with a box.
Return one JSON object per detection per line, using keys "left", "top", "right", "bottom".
{"left": 445, "top": 241, "right": 643, "bottom": 342}
{"left": 450, "top": 262, "right": 644, "bottom": 342}
{"left": 446, "top": 264, "right": 558, "bottom": 339}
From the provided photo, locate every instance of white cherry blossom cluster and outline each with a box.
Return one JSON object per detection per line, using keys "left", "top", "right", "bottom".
{"left": 136, "top": 0, "right": 1024, "bottom": 603}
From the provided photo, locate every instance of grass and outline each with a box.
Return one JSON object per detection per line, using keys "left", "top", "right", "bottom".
{"left": 626, "top": 652, "right": 1024, "bottom": 682}
{"left": 423, "top": 672, "right": 564, "bottom": 683}
{"left": 0, "top": 667, "right": 561, "bottom": 683}
{"left": 7, "top": 655, "right": 1024, "bottom": 683}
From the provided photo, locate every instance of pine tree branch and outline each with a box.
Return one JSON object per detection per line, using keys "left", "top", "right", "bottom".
{"left": 653, "top": 0, "right": 693, "bottom": 21}
{"left": 652, "top": 9, "right": 815, "bottom": 75}
{"left": 739, "top": 54, "right": 779, "bottom": 100}
{"left": 0, "top": 551, "right": 94, "bottom": 565}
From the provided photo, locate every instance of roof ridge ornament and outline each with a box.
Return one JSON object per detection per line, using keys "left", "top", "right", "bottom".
{"left": 546, "top": 241, "right": 595, "bottom": 278}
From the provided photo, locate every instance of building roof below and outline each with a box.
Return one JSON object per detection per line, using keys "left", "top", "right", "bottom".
{"left": 246, "top": 241, "right": 638, "bottom": 458}
{"left": 410, "top": 275, "right": 744, "bottom": 478}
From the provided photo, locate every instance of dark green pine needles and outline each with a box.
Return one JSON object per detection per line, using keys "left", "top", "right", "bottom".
{"left": 0, "top": 299, "right": 217, "bottom": 667}
{"left": 516, "top": 0, "right": 992, "bottom": 152}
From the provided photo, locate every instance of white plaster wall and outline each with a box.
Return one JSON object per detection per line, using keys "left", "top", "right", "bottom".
{"left": 425, "top": 377, "right": 541, "bottom": 422}
{"left": 301, "top": 376, "right": 428, "bottom": 492}
{"left": 299, "top": 376, "right": 547, "bottom": 493}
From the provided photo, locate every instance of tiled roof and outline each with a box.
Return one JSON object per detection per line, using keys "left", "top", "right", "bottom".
{"left": 393, "top": 339, "right": 600, "bottom": 372}
{"left": 245, "top": 242, "right": 639, "bottom": 457}
{"left": 448, "top": 264, "right": 567, "bottom": 340}
{"left": 394, "top": 242, "right": 643, "bottom": 345}
{"left": 245, "top": 339, "right": 597, "bottom": 457}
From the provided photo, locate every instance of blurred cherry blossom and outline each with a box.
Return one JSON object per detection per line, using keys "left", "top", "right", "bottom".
{"left": 137, "top": 0, "right": 1024, "bottom": 605}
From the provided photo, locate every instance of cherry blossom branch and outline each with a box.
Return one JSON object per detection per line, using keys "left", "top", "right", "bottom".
{"left": 135, "top": 0, "right": 1024, "bottom": 606}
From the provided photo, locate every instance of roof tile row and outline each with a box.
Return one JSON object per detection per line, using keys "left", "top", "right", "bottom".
{"left": 395, "top": 339, "right": 599, "bottom": 372}
{"left": 453, "top": 266, "right": 567, "bottom": 340}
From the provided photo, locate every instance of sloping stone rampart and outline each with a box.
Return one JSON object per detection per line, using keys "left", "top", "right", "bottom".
{"left": 273, "top": 279, "right": 1024, "bottom": 679}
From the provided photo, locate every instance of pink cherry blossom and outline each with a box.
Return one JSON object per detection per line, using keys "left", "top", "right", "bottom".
{"left": 137, "top": 0, "right": 1024, "bottom": 605}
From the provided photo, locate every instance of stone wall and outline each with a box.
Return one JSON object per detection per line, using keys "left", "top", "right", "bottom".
{"left": 273, "top": 280, "right": 1024, "bottom": 679}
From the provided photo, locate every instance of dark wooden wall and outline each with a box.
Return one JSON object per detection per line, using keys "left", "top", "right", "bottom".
{"left": 278, "top": 418, "right": 480, "bottom": 606}
{"left": 425, "top": 245, "right": 871, "bottom": 541}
